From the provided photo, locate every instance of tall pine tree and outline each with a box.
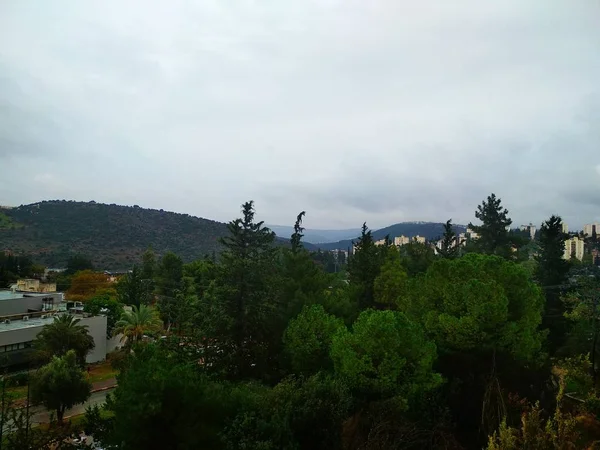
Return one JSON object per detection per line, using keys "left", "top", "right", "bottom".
{"left": 348, "top": 223, "right": 383, "bottom": 310}
{"left": 438, "top": 219, "right": 459, "bottom": 259}
{"left": 207, "top": 201, "right": 279, "bottom": 379}
{"left": 535, "top": 215, "right": 569, "bottom": 287}
{"left": 470, "top": 193, "right": 512, "bottom": 257}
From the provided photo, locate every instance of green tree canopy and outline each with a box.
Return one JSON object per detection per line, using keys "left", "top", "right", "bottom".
{"left": 403, "top": 253, "right": 545, "bottom": 360}
{"left": 348, "top": 223, "right": 384, "bottom": 310}
{"left": 84, "top": 293, "right": 124, "bottom": 338}
{"left": 116, "top": 265, "right": 152, "bottom": 307}
{"left": 103, "top": 345, "right": 250, "bottom": 449}
{"left": 283, "top": 304, "right": 345, "bottom": 376}
{"left": 65, "top": 254, "right": 94, "bottom": 275}
{"left": 33, "top": 314, "right": 95, "bottom": 367}
{"left": 156, "top": 252, "right": 184, "bottom": 298}
{"left": 331, "top": 309, "right": 441, "bottom": 402}
{"left": 30, "top": 350, "right": 91, "bottom": 423}
{"left": 535, "top": 215, "right": 569, "bottom": 287}
{"left": 114, "top": 304, "right": 163, "bottom": 345}
{"left": 373, "top": 246, "right": 408, "bottom": 309}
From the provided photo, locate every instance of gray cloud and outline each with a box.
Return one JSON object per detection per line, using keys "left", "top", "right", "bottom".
{"left": 1, "top": 1, "right": 599, "bottom": 230}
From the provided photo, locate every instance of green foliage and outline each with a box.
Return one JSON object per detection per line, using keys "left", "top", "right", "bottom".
{"left": 486, "top": 380, "right": 579, "bottom": 450}
{"left": 65, "top": 254, "right": 94, "bottom": 275}
{"left": 116, "top": 264, "right": 153, "bottom": 307}
{"left": 223, "top": 373, "right": 352, "bottom": 450}
{"left": 103, "top": 344, "right": 253, "bottom": 450}
{"left": 156, "top": 252, "right": 183, "bottom": 298}
{"left": 331, "top": 309, "right": 441, "bottom": 401}
{"left": 469, "top": 193, "right": 513, "bottom": 257}
{"left": 114, "top": 304, "right": 162, "bottom": 345}
{"left": 30, "top": 350, "right": 92, "bottom": 423}
{"left": 562, "top": 276, "right": 600, "bottom": 382}
{"left": 374, "top": 246, "right": 408, "bottom": 308}
{"left": 0, "top": 200, "right": 230, "bottom": 269}
{"left": 157, "top": 277, "right": 197, "bottom": 333}
{"left": 404, "top": 253, "right": 545, "bottom": 360}
{"left": 84, "top": 293, "right": 124, "bottom": 337}
{"left": 348, "top": 223, "right": 384, "bottom": 310}
{"left": 33, "top": 314, "right": 95, "bottom": 367}
{"left": 283, "top": 304, "right": 345, "bottom": 376}
{"left": 0, "top": 253, "right": 35, "bottom": 288}
{"left": 141, "top": 247, "right": 156, "bottom": 281}
{"left": 399, "top": 241, "right": 436, "bottom": 276}
{"left": 183, "top": 257, "right": 217, "bottom": 299}
{"left": 199, "top": 201, "right": 280, "bottom": 380}
{"left": 536, "top": 215, "right": 570, "bottom": 286}
{"left": 438, "top": 219, "right": 459, "bottom": 259}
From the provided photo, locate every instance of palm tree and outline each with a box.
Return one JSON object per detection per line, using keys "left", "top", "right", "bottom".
{"left": 33, "top": 314, "right": 95, "bottom": 367}
{"left": 114, "top": 304, "right": 162, "bottom": 345}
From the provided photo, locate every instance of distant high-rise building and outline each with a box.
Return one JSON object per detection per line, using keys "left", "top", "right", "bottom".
{"left": 562, "top": 223, "right": 569, "bottom": 234}
{"left": 394, "top": 235, "right": 410, "bottom": 247}
{"left": 466, "top": 228, "right": 480, "bottom": 240}
{"left": 583, "top": 222, "right": 600, "bottom": 237}
{"left": 563, "top": 236, "right": 584, "bottom": 261}
{"left": 520, "top": 223, "right": 537, "bottom": 240}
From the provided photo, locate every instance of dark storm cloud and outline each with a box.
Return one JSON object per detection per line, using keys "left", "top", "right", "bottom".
{"left": 0, "top": 1, "right": 599, "bottom": 228}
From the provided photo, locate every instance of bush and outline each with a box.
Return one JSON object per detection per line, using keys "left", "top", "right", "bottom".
{"left": 6, "top": 372, "right": 29, "bottom": 387}
{"left": 107, "top": 349, "right": 129, "bottom": 372}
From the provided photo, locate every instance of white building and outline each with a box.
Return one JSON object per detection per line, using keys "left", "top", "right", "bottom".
{"left": 562, "top": 223, "right": 569, "bottom": 234}
{"left": 466, "top": 228, "right": 480, "bottom": 240}
{"left": 563, "top": 236, "right": 585, "bottom": 261}
{"left": 394, "top": 235, "right": 410, "bottom": 247}
{"left": 0, "top": 290, "right": 117, "bottom": 369}
{"left": 583, "top": 222, "right": 600, "bottom": 237}
{"left": 520, "top": 224, "right": 537, "bottom": 240}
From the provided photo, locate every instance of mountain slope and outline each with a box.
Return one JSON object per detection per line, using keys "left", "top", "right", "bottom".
{"left": 0, "top": 201, "right": 231, "bottom": 269}
{"left": 269, "top": 225, "right": 362, "bottom": 244}
{"left": 314, "top": 222, "right": 467, "bottom": 251}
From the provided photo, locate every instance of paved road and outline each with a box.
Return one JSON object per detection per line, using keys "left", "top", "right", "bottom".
{"left": 30, "top": 387, "right": 114, "bottom": 424}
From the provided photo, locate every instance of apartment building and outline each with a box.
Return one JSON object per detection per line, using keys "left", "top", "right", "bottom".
{"left": 520, "top": 224, "right": 537, "bottom": 240}
{"left": 583, "top": 222, "right": 600, "bottom": 237}
{"left": 16, "top": 278, "right": 57, "bottom": 293}
{"left": 563, "top": 236, "right": 585, "bottom": 261}
{"left": 394, "top": 235, "right": 410, "bottom": 246}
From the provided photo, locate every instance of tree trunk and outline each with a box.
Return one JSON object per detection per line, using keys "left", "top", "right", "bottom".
{"left": 57, "top": 407, "right": 64, "bottom": 424}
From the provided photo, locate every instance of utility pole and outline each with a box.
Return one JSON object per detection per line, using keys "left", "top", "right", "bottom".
{"left": 25, "top": 365, "right": 30, "bottom": 443}
{"left": 0, "top": 373, "right": 6, "bottom": 450}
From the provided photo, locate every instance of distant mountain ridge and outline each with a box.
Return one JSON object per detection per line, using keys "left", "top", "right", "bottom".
{"left": 268, "top": 225, "right": 362, "bottom": 244}
{"left": 313, "top": 222, "right": 468, "bottom": 251}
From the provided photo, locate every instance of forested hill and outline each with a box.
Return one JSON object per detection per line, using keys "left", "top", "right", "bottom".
{"left": 0, "top": 201, "right": 231, "bottom": 269}
{"left": 315, "top": 221, "right": 467, "bottom": 251}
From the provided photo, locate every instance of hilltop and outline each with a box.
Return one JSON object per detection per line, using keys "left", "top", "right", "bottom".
{"left": 0, "top": 201, "right": 230, "bottom": 269}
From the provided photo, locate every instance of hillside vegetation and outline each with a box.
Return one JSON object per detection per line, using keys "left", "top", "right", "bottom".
{"left": 0, "top": 201, "right": 229, "bottom": 268}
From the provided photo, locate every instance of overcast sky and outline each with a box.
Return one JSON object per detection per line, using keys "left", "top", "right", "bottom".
{"left": 1, "top": 1, "right": 599, "bottom": 230}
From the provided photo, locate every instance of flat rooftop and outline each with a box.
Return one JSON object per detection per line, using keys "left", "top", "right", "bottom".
{"left": 0, "top": 291, "right": 56, "bottom": 301}
{"left": 0, "top": 315, "right": 55, "bottom": 332}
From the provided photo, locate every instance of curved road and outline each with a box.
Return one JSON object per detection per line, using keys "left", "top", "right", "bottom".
{"left": 30, "top": 387, "right": 115, "bottom": 424}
